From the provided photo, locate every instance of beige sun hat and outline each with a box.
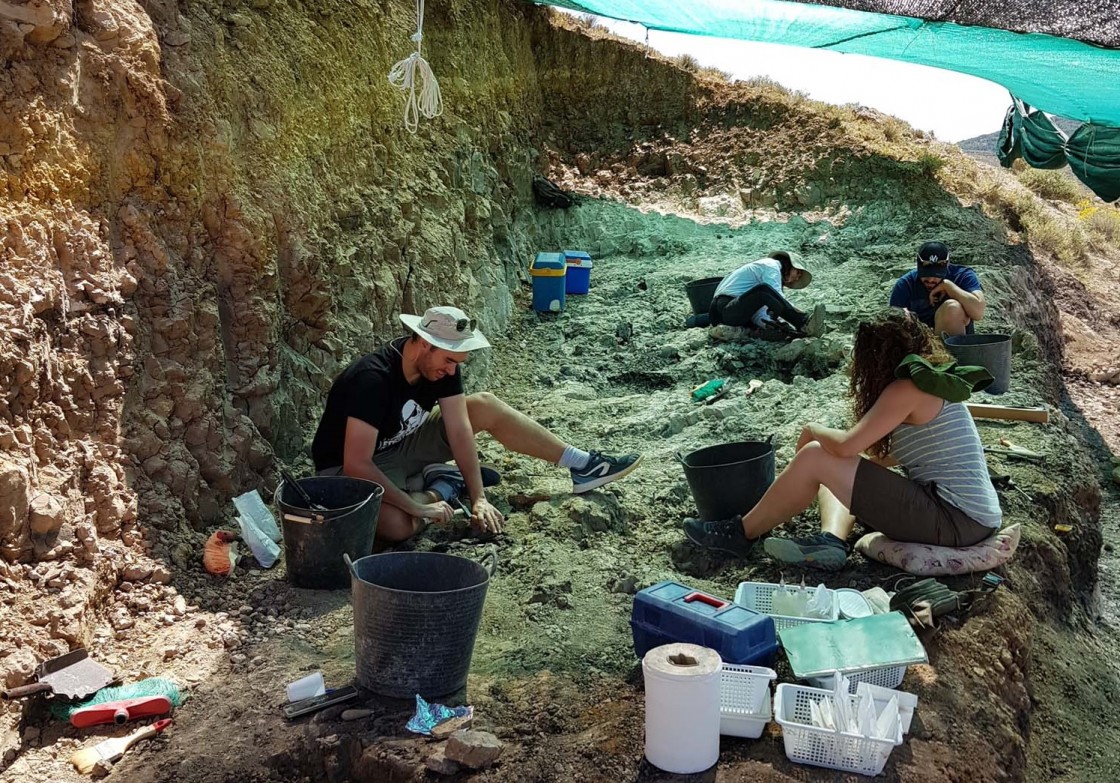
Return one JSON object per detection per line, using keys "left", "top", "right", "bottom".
{"left": 768, "top": 250, "right": 813, "bottom": 289}
{"left": 399, "top": 306, "right": 491, "bottom": 352}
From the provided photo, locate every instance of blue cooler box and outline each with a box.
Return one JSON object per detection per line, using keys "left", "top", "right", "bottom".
{"left": 562, "top": 250, "right": 593, "bottom": 295}
{"left": 631, "top": 580, "right": 778, "bottom": 665}
{"left": 530, "top": 252, "right": 566, "bottom": 312}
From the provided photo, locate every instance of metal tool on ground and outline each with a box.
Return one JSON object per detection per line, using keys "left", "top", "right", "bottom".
{"left": 2, "top": 649, "right": 115, "bottom": 701}
{"left": 70, "top": 696, "right": 173, "bottom": 729}
{"left": 988, "top": 468, "right": 1033, "bottom": 502}
{"left": 279, "top": 465, "right": 327, "bottom": 512}
{"left": 283, "top": 685, "right": 359, "bottom": 720}
{"left": 966, "top": 403, "right": 1049, "bottom": 423}
{"left": 70, "top": 718, "right": 172, "bottom": 774}
{"left": 983, "top": 437, "right": 1044, "bottom": 462}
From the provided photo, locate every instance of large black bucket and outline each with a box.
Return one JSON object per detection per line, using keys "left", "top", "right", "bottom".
{"left": 944, "top": 333, "right": 1012, "bottom": 395}
{"left": 345, "top": 549, "right": 496, "bottom": 699}
{"left": 685, "top": 277, "right": 724, "bottom": 315}
{"left": 678, "top": 439, "right": 775, "bottom": 521}
{"left": 275, "top": 476, "right": 384, "bottom": 590}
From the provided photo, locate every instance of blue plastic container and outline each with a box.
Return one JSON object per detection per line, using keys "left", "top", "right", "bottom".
{"left": 630, "top": 580, "right": 778, "bottom": 665}
{"left": 563, "top": 250, "right": 593, "bottom": 295}
{"left": 530, "top": 252, "right": 566, "bottom": 312}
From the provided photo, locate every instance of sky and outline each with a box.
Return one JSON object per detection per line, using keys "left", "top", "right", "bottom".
{"left": 568, "top": 14, "right": 1011, "bottom": 143}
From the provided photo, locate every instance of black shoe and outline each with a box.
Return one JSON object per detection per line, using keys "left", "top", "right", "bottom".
{"left": 763, "top": 531, "right": 849, "bottom": 570}
{"left": 685, "top": 313, "right": 711, "bottom": 329}
{"left": 683, "top": 516, "right": 753, "bottom": 558}
{"left": 571, "top": 451, "right": 642, "bottom": 494}
{"left": 422, "top": 464, "right": 501, "bottom": 502}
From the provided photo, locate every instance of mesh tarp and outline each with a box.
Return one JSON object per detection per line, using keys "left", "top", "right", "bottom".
{"left": 543, "top": 0, "right": 1120, "bottom": 127}
{"left": 784, "top": 1, "right": 1120, "bottom": 48}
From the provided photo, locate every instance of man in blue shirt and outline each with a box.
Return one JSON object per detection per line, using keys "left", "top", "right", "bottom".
{"left": 889, "top": 241, "right": 985, "bottom": 336}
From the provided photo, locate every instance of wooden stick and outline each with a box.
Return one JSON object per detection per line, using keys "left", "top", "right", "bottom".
{"left": 966, "top": 403, "right": 1049, "bottom": 423}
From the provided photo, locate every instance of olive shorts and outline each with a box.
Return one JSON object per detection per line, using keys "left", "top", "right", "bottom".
{"left": 849, "top": 458, "right": 995, "bottom": 547}
{"left": 317, "top": 409, "right": 454, "bottom": 490}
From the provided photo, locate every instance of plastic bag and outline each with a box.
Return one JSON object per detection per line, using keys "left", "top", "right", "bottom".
{"left": 405, "top": 694, "right": 472, "bottom": 735}
{"left": 805, "top": 584, "right": 834, "bottom": 619}
{"left": 233, "top": 490, "right": 282, "bottom": 568}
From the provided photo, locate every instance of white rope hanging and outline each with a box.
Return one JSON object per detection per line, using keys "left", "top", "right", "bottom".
{"left": 387, "top": 0, "right": 443, "bottom": 133}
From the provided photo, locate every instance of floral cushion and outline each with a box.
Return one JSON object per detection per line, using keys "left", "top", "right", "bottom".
{"left": 854, "top": 524, "right": 1020, "bottom": 576}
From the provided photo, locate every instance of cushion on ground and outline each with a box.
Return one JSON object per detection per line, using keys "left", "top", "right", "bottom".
{"left": 854, "top": 524, "right": 1020, "bottom": 576}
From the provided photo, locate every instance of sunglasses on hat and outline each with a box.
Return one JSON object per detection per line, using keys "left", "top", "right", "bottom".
{"left": 423, "top": 315, "right": 477, "bottom": 333}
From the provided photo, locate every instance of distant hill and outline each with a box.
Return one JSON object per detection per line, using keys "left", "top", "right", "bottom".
{"left": 957, "top": 117, "right": 1084, "bottom": 169}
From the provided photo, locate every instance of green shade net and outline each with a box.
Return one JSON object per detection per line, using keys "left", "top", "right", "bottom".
{"left": 540, "top": 0, "right": 1120, "bottom": 127}
{"left": 999, "top": 100, "right": 1120, "bottom": 202}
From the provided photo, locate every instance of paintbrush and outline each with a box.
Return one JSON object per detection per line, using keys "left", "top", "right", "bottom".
{"left": 70, "top": 718, "right": 172, "bottom": 774}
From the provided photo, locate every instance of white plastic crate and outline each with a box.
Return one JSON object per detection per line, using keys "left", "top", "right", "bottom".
{"left": 774, "top": 683, "right": 901, "bottom": 776}
{"left": 734, "top": 581, "right": 839, "bottom": 633}
{"left": 807, "top": 665, "right": 907, "bottom": 693}
{"left": 719, "top": 663, "right": 776, "bottom": 738}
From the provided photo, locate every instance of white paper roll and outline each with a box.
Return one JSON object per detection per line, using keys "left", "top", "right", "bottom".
{"left": 643, "top": 643, "right": 722, "bottom": 774}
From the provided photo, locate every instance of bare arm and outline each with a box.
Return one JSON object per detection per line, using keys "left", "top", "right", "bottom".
{"left": 936, "top": 281, "right": 986, "bottom": 321}
{"left": 438, "top": 394, "right": 504, "bottom": 533}
{"left": 800, "top": 380, "right": 921, "bottom": 459}
{"left": 341, "top": 417, "right": 423, "bottom": 516}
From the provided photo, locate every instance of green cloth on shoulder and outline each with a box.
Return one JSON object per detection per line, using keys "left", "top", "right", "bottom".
{"left": 895, "top": 354, "right": 994, "bottom": 402}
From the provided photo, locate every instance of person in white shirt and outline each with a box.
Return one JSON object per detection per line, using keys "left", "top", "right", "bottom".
{"left": 708, "top": 250, "right": 824, "bottom": 337}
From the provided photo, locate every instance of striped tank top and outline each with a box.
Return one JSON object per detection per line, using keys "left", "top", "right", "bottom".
{"left": 890, "top": 401, "right": 1002, "bottom": 528}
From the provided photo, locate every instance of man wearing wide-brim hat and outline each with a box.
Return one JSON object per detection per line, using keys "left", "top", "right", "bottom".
{"left": 311, "top": 306, "right": 642, "bottom": 540}
{"left": 706, "top": 250, "right": 825, "bottom": 340}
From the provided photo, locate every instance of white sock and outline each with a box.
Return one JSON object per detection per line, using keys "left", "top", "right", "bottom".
{"left": 559, "top": 445, "right": 592, "bottom": 470}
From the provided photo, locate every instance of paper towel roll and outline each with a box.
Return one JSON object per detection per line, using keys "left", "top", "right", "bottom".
{"left": 643, "top": 643, "right": 722, "bottom": 774}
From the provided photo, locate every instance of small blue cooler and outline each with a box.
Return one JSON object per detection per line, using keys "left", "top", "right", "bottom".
{"left": 631, "top": 580, "right": 778, "bottom": 665}
{"left": 562, "top": 250, "right": 593, "bottom": 295}
{"left": 530, "top": 252, "right": 566, "bottom": 312}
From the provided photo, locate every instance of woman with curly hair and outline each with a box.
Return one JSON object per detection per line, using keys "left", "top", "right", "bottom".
{"left": 684, "top": 309, "right": 1002, "bottom": 570}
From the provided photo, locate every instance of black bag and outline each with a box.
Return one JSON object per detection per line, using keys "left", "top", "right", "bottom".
{"left": 532, "top": 175, "right": 574, "bottom": 209}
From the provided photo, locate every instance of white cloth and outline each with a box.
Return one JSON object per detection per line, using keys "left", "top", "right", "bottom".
{"left": 713, "top": 258, "right": 783, "bottom": 327}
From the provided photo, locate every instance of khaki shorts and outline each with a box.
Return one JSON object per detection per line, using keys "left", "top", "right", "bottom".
{"left": 849, "top": 458, "right": 994, "bottom": 547}
{"left": 317, "top": 409, "right": 454, "bottom": 490}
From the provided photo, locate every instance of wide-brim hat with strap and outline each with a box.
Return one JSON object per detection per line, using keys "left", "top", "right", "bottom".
{"left": 768, "top": 250, "right": 813, "bottom": 289}
{"left": 400, "top": 306, "right": 491, "bottom": 352}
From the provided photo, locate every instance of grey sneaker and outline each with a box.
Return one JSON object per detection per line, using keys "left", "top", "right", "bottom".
{"left": 763, "top": 532, "right": 849, "bottom": 570}
{"left": 683, "top": 516, "right": 753, "bottom": 558}
{"left": 801, "top": 304, "right": 827, "bottom": 338}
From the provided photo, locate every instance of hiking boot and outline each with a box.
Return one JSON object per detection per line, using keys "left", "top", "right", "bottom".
{"left": 685, "top": 313, "right": 711, "bottom": 329}
{"left": 801, "top": 304, "right": 827, "bottom": 338}
{"left": 571, "top": 451, "right": 642, "bottom": 494}
{"left": 763, "top": 531, "right": 849, "bottom": 571}
{"left": 422, "top": 464, "right": 502, "bottom": 503}
{"left": 683, "top": 516, "right": 753, "bottom": 558}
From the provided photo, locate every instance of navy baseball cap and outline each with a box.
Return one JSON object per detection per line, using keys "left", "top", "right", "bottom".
{"left": 917, "top": 241, "right": 950, "bottom": 279}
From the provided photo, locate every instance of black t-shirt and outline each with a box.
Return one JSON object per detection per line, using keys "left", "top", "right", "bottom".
{"left": 311, "top": 337, "right": 463, "bottom": 470}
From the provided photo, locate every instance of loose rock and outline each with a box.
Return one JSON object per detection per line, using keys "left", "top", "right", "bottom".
{"left": 446, "top": 730, "right": 504, "bottom": 770}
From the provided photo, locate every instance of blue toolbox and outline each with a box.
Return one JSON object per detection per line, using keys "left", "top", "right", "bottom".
{"left": 631, "top": 580, "right": 778, "bottom": 665}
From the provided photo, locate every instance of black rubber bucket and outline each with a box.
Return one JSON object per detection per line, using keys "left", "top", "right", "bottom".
{"left": 944, "top": 333, "right": 1012, "bottom": 395}
{"left": 345, "top": 549, "right": 496, "bottom": 699}
{"left": 678, "top": 439, "right": 775, "bottom": 521}
{"left": 685, "top": 277, "right": 724, "bottom": 315}
{"left": 275, "top": 476, "right": 383, "bottom": 590}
